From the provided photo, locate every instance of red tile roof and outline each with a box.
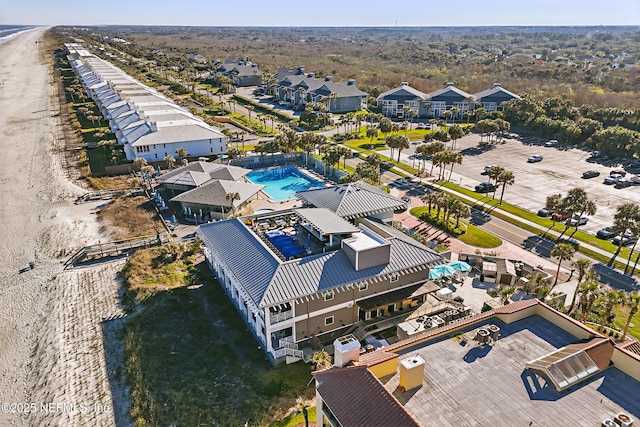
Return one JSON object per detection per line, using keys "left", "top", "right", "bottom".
{"left": 313, "top": 365, "right": 420, "bottom": 427}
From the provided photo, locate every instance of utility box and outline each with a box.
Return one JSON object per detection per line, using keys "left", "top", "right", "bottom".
{"left": 399, "top": 355, "right": 425, "bottom": 392}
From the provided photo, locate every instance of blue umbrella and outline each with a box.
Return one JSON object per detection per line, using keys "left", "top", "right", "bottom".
{"left": 448, "top": 260, "right": 471, "bottom": 272}
{"left": 171, "top": 214, "right": 177, "bottom": 224}
{"left": 183, "top": 206, "right": 188, "bottom": 216}
{"left": 306, "top": 234, "right": 311, "bottom": 249}
{"left": 429, "top": 264, "right": 456, "bottom": 279}
{"left": 187, "top": 207, "right": 192, "bottom": 216}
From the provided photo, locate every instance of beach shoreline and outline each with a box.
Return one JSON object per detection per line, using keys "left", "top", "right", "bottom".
{"left": 0, "top": 28, "right": 129, "bottom": 426}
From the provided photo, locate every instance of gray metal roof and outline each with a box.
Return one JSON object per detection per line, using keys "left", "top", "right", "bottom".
{"left": 159, "top": 162, "right": 250, "bottom": 185}
{"left": 427, "top": 84, "right": 473, "bottom": 101}
{"left": 296, "top": 181, "right": 407, "bottom": 219}
{"left": 377, "top": 84, "right": 429, "bottom": 102}
{"left": 197, "top": 219, "right": 280, "bottom": 306}
{"left": 170, "top": 179, "right": 264, "bottom": 207}
{"left": 472, "top": 84, "right": 521, "bottom": 102}
{"left": 262, "top": 236, "right": 443, "bottom": 307}
{"left": 293, "top": 208, "right": 359, "bottom": 235}
{"left": 198, "top": 216, "right": 444, "bottom": 308}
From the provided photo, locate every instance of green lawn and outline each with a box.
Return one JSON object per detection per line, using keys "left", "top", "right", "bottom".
{"left": 122, "top": 254, "right": 315, "bottom": 426}
{"left": 271, "top": 406, "right": 317, "bottom": 427}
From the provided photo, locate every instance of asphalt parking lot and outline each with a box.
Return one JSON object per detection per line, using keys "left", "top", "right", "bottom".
{"left": 402, "top": 132, "right": 640, "bottom": 236}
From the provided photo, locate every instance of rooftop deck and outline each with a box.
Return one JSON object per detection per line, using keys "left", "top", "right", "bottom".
{"left": 384, "top": 316, "right": 640, "bottom": 426}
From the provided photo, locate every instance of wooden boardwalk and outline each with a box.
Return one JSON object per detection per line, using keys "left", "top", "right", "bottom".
{"left": 65, "top": 233, "right": 171, "bottom": 267}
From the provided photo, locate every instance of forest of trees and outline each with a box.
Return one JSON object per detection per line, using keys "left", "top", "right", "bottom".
{"left": 76, "top": 25, "right": 640, "bottom": 108}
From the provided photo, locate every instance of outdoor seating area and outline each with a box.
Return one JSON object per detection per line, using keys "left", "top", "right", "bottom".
{"left": 264, "top": 230, "right": 307, "bottom": 260}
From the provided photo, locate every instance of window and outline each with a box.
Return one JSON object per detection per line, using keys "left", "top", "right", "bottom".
{"left": 358, "top": 282, "right": 368, "bottom": 292}
{"left": 390, "top": 273, "right": 399, "bottom": 283}
{"left": 325, "top": 316, "right": 334, "bottom": 326}
{"left": 154, "top": 153, "right": 158, "bottom": 159}
{"left": 324, "top": 292, "right": 334, "bottom": 301}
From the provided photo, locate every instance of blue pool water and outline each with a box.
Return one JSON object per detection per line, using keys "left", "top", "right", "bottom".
{"left": 247, "top": 167, "right": 325, "bottom": 202}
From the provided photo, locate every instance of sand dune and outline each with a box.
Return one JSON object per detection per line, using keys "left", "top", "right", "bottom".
{"left": 0, "top": 28, "right": 128, "bottom": 426}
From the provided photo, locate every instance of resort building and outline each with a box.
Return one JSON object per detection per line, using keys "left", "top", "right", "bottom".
{"left": 65, "top": 45, "right": 227, "bottom": 162}
{"left": 158, "top": 161, "right": 251, "bottom": 192}
{"left": 296, "top": 180, "right": 408, "bottom": 224}
{"left": 215, "top": 57, "right": 263, "bottom": 87}
{"left": 314, "top": 299, "right": 640, "bottom": 426}
{"left": 472, "top": 83, "right": 521, "bottom": 112}
{"left": 272, "top": 67, "right": 368, "bottom": 113}
{"left": 196, "top": 207, "right": 446, "bottom": 364}
{"left": 377, "top": 82, "right": 520, "bottom": 119}
{"left": 376, "top": 82, "right": 429, "bottom": 119}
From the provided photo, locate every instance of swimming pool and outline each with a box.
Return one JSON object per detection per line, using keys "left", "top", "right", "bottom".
{"left": 247, "top": 167, "right": 325, "bottom": 202}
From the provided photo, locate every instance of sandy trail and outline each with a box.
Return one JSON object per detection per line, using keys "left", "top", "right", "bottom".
{"left": 0, "top": 28, "right": 129, "bottom": 426}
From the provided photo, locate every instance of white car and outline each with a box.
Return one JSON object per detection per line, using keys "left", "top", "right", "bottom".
{"left": 527, "top": 155, "right": 543, "bottom": 163}
{"left": 567, "top": 216, "right": 588, "bottom": 226}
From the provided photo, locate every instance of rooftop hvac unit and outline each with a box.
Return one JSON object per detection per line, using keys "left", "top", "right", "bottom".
{"left": 615, "top": 413, "right": 634, "bottom": 427}
{"left": 399, "top": 355, "right": 425, "bottom": 392}
{"left": 602, "top": 420, "right": 616, "bottom": 427}
{"left": 475, "top": 328, "right": 490, "bottom": 344}
{"left": 488, "top": 324, "right": 500, "bottom": 341}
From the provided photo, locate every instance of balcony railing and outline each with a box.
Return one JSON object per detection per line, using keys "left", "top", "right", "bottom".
{"left": 274, "top": 337, "right": 303, "bottom": 359}
{"left": 270, "top": 310, "right": 293, "bottom": 324}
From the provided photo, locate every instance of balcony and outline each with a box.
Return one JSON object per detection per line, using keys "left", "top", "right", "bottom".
{"left": 270, "top": 309, "right": 293, "bottom": 324}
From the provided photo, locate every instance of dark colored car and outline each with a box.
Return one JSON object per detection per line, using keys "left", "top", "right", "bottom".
{"left": 537, "top": 208, "right": 551, "bottom": 217}
{"left": 474, "top": 182, "right": 496, "bottom": 193}
{"left": 596, "top": 227, "right": 613, "bottom": 239}
{"left": 582, "top": 170, "right": 600, "bottom": 179}
{"left": 613, "top": 232, "right": 637, "bottom": 246}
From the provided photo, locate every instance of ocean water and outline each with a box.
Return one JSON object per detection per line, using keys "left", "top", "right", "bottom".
{"left": 0, "top": 25, "right": 37, "bottom": 45}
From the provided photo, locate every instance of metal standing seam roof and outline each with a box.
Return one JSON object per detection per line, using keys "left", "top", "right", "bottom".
{"left": 473, "top": 85, "right": 521, "bottom": 102}
{"left": 377, "top": 84, "right": 429, "bottom": 102}
{"left": 129, "top": 123, "right": 225, "bottom": 147}
{"left": 262, "top": 236, "right": 442, "bottom": 307}
{"left": 197, "top": 218, "right": 443, "bottom": 308}
{"left": 159, "top": 162, "right": 250, "bottom": 184}
{"left": 160, "top": 170, "right": 213, "bottom": 188}
{"left": 427, "top": 84, "right": 473, "bottom": 101}
{"left": 292, "top": 208, "right": 359, "bottom": 235}
{"left": 197, "top": 219, "right": 280, "bottom": 306}
{"left": 296, "top": 181, "right": 407, "bottom": 219}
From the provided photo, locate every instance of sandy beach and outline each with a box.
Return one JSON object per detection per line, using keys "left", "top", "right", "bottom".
{"left": 0, "top": 28, "right": 128, "bottom": 426}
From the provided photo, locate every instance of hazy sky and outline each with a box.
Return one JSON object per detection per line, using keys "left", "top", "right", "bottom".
{"left": 2, "top": 0, "right": 639, "bottom": 26}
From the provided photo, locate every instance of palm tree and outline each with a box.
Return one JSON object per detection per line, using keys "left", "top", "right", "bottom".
{"left": 569, "top": 258, "right": 592, "bottom": 314}
{"left": 578, "top": 279, "right": 602, "bottom": 322}
{"left": 225, "top": 192, "right": 241, "bottom": 218}
{"left": 551, "top": 243, "right": 576, "bottom": 290}
{"left": 621, "top": 292, "right": 640, "bottom": 340}
{"left": 610, "top": 203, "right": 640, "bottom": 267}
{"left": 366, "top": 126, "right": 379, "bottom": 146}
{"left": 311, "top": 349, "right": 332, "bottom": 371}
{"left": 487, "top": 166, "right": 505, "bottom": 197}
{"left": 496, "top": 169, "right": 515, "bottom": 205}
{"left": 364, "top": 153, "right": 382, "bottom": 183}
{"left": 395, "top": 136, "right": 410, "bottom": 162}
{"left": 296, "top": 397, "right": 309, "bottom": 427}
{"left": 448, "top": 124, "right": 464, "bottom": 149}
{"left": 163, "top": 155, "right": 175, "bottom": 170}
{"left": 500, "top": 286, "right": 516, "bottom": 304}
{"left": 337, "top": 146, "right": 352, "bottom": 170}
{"left": 447, "top": 151, "right": 463, "bottom": 181}
{"left": 598, "top": 288, "right": 626, "bottom": 333}
{"left": 422, "top": 190, "right": 441, "bottom": 215}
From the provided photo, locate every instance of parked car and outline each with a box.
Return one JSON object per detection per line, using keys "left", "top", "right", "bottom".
{"left": 401, "top": 196, "right": 411, "bottom": 203}
{"left": 567, "top": 216, "right": 588, "bottom": 226}
{"left": 482, "top": 165, "right": 495, "bottom": 175}
{"left": 582, "top": 170, "right": 600, "bottom": 179}
{"left": 544, "top": 139, "right": 558, "bottom": 147}
{"left": 613, "top": 232, "right": 637, "bottom": 246}
{"left": 527, "top": 155, "right": 543, "bottom": 163}
{"left": 596, "top": 226, "right": 613, "bottom": 239}
{"left": 611, "top": 169, "right": 627, "bottom": 177}
{"left": 551, "top": 212, "right": 570, "bottom": 221}
{"left": 537, "top": 208, "right": 551, "bottom": 217}
{"left": 604, "top": 175, "right": 620, "bottom": 185}
{"left": 416, "top": 123, "right": 427, "bottom": 129}
{"left": 615, "top": 179, "right": 632, "bottom": 189}
{"left": 475, "top": 182, "right": 496, "bottom": 193}
{"left": 630, "top": 176, "right": 640, "bottom": 185}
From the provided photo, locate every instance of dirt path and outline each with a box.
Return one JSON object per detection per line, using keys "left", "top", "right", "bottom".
{"left": 0, "top": 28, "right": 129, "bottom": 426}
